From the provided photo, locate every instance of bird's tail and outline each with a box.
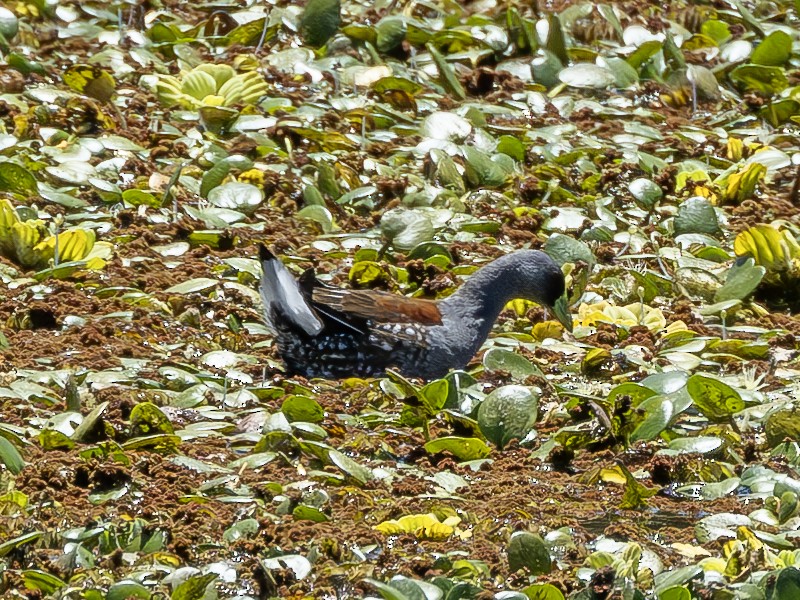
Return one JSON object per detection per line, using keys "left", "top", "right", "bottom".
{"left": 259, "top": 245, "right": 323, "bottom": 336}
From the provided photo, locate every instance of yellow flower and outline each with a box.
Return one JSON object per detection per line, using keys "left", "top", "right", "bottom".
{"left": 726, "top": 137, "right": 743, "bottom": 162}
{"left": 374, "top": 513, "right": 461, "bottom": 540}
{"left": 576, "top": 301, "right": 666, "bottom": 332}
{"left": 238, "top": 169, "right": 266, "bottom": 186}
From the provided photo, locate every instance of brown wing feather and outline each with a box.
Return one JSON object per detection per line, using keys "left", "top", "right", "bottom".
{"left": 312, "top": 288, "right": 442, "bottom": 325}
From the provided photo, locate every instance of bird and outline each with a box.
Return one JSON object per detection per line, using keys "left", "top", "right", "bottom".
{"left": 258, "top": 245, "right": 572, "bottom": 379}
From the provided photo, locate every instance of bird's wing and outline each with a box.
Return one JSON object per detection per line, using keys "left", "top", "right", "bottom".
{"left": 311, "top": 287, "right": 443, "bottom": 325}
{"left": 259, "top": 245, "right": 323, "bottom": 336}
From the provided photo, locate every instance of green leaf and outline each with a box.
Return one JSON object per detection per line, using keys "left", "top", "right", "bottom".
{"left": 729, "top": 64, "right": 788, "bottom": 95}
{"left": 328, "top": 449, "right": 373, "bottom": 484}
{"left": 419, "top": 378, "right": 449, "bottom": 413}
{"left": 630, "top": 397, "right": 672, "bottom": 442}
{"left": 281, "top": 395, "right": 324, "bottom": 423}
{"left": 714, "top": 258, "right": 765, "bottom": 303}
{"left": 658, "top": 586, "right": 691, "bottom": 600}
{"left": 364, "top": 578, "right": 421, "bottom": 600}
{"left": 544, "top": 233, "right": 596, "bottom": 269}
{"left": 508, "top": 531, "right": 552, "bottom": 575}
{"left": 300, "top": 0, "right": 340, "bottom": 47}
{"left": 462, "top": 146, "right": 508, "bottom": 188}
{"left": 606, "top": 382, "right": 657, "bottom": 407}
{"left": 375, "top": 16, "right": 407, "bottom": 53}
{"left": 0, "top": 531, "right": 43, "bottom": 558}
{"left": 223, "top": 518, "right": 260, "bottom": 543}
{"left": 426, "top": 43, "right": 466, "bottom": 100}
{"left": 406, "top": 242, "right": 452, "bottom": 263}
{"left": 766, "top": 566, "right": 800, "bottom": 600}
{"left": 674, "top": 197, "right": 720, "bottom": 236}
{"left": 0, "top": 162, "right": 37, "bottom": 196}
{"left": 293, "top": 504, "right": 330, "bottom": 522}
{"left": 765, "top": 409, "right": 800, "bottom": 448}
{"left": 0, "top": 9, "right": 18, "bottom": 40}
{"left": 522, "top": 583, "right": 566, "bottom": 600}
{"left": 164, "top": 277, "right": 219, "bottom": 294}
{"left": 616, "top": 463, "right": 659, "bottom": 509}
{"left": 121, "top": 434, "right": 181, "bottom": 452}
{"left": 497, "top": 135, "right": 526, "bottom": 161}
{"left": 296, "top": 205, "right": 337, "bottom": 233}
{"left": 424, "top": 436, "right": 491, "bottom": 460}
{"left": 0, "top": 436, "right": 25, "bottom": 474}
{"left": 654, "top": 565, "right": 703, "bottom": 595}
{"left": 477, "top": 385, "right": 539, "bottom": 449}
{"left": 130, "top": 401, "right": 174, "bottom": 436}
{"left": 122, "top": 189, "right": 160, "bottom": 207}
{"left": 72, "top": 400, "right": 110, "bottom": 442}
{"left": 38, "top": 429, "right": 75, "bottom": 450}
{"left": 200, "top": 159, "right": 232, "bottom": 198}
{"left": 380, "top": 209, "right": 434, "bottom": 251}
{"left": 21, "top": 570, "right": 66, "bottom": 594}
{"left": 686, "top": 374, "right": 745, "bottom": 421}
{"left": 483, "top": 348, "right": 544, "bottom": 380}
{"left": 628, "top": 177, "right": 662, "bottom": 207}
{"left": 700, "top": 477, "right": 740, "bottom": 500}
{"left": 372, "top": 76, "right": 423, "bottom": 95}
{"left": 546, "top": 13, "right": 568, "bottom": 65}
{"left": 223, "top": 18, "right": 276, "bottom": 46}
{"left": 171, "top": 573, "right": 217, "bottom": 600}
{"left": 751, "top": 30, "right": 792, "bottom": 66}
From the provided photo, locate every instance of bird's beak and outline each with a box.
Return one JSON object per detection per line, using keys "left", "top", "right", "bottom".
{"left": 551, "top": 295, "right": 573, "bottom": 332}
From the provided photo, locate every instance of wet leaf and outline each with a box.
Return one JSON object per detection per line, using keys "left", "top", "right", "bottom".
{"left": 164, "top": 278, "right": 219, "bottom": 294}
{"left": 714, "top": 258, "right": 765, "bottom": 303}
{"left": 765, "top": 409, "right": 800, "bottom": 448}
{"left": 630, "top": 397, "right": 672, "bottom": 442}
{"left": 0, "top": 163, "right": 37, "bottom": 196}
{"left": 559, "top": 63, "right": 615, "bottom": 88}
{"left": 63, "top": 65, "right": 116, "bottom": 103}
{"left": 0, "top": 532, "right": 43, "bottom": 558}
{"left": 750, "top": 31, "right": 792, "bottom": 67}
{"left": 171, "top": 573, "right": 217, "bottom": 600}
{"left": 729, "top": 64, "right": 788, "bottom": 94}
{"left": 686, "top": 374, "right": 745, "bottom": 421}
{"left": 628, "top": 178, "right": 662, "bottom": 207}
{"left": 426, "top": 43, "right": 466, "bottom": 100}
{"left": 521, "top": 583, "right": 566, "bottom": 600}
{"left": 478, "top": 384, "right": 539, "bottom": 449}
{"left": 0, "top": 436, "right": 25, "bottom": 474}
{"left": 328, "top": 449, "right": 373, "bottom": 484}
{"left": 483, "top": 348, "right": 544, "bottom": 380}
{"left": 508, "top": 531, "right": 551, "bottom": 575}
{"left": 673, "top": 197, "right": 720, "bottom": 236}
{"left": 130, "top": 402, "right": 175, "bottom": 436}
{"left": 300, "top": 0, "right": 341, "bottom": 47}
{"left": 668, "top": 436, "right": 723, "bottom": 455}
{"left": 424, "top": 436, "right": 491, "bottom": 460}
{"left": 208, "top": 182, "right": 263, "bottom": 214}
{"left": 21, "top": 570, "right": 66, "bottom": 594}
{"left": 381, "top": 209, "right": 434, "bottom": 251}
{"left": 282, "top": 395, "right": 324, "bottom": 423}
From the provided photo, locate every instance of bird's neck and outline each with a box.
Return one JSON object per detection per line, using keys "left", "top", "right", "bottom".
{"left": 440, "top": 261, "right": 519, "bottom": 336}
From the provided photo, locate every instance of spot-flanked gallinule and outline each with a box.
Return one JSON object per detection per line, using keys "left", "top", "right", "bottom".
{"left": 259, "top": 245, "right": 572, "bottom": 379}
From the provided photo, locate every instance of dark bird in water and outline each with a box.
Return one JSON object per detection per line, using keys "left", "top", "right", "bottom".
{"left": 258, "top": 245, "right": 572, "bottom": 379}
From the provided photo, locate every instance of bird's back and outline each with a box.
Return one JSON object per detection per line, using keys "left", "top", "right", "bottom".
{"left": 260, "top": 246, "right": 427, "bottom": 378}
